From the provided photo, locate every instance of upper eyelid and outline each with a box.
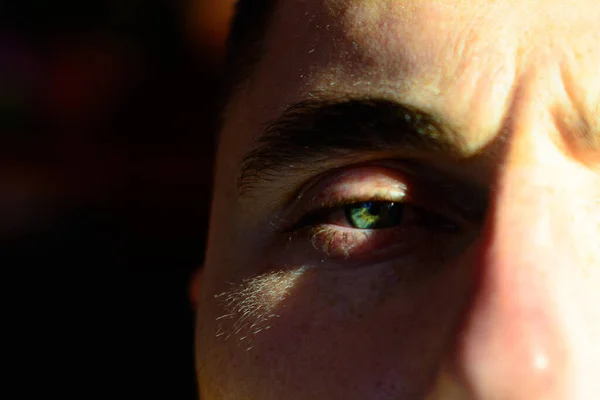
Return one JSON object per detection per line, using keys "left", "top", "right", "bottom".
{"left": 280, "top": 167, "right": 410, "bottom": 222}
{"left": 297, "top": 166, "right": 409, "bottom": 203}
{"left": 304, "top": 196, "right": 406, "bottom": 218}
{"left": 278, "top": 161, "right": 488, "bottom": 232}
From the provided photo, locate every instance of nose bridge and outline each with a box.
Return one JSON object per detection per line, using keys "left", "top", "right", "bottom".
{"left": 491, "top": 140, "right": 573, "bottom": 264}
{"left": 453, "top": 130, "right": 576, "bottom": 399}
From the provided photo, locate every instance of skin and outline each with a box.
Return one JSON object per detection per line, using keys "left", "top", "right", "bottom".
{"left": 196, "top": 0, "right": 600, "bottom": 399}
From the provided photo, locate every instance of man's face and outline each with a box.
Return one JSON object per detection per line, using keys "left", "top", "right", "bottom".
{"left": 196, "top": 0, "right": 600, "bottom": 398}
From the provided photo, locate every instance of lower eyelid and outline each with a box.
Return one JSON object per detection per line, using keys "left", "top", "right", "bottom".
{"left": 309, "top": 224, "right": 426, "bottom": 259}
{"left": 310, "top": 226, "right": 367, "bottom": 258}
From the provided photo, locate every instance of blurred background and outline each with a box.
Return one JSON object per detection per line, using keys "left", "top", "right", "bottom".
{"left": 1, "top": 0, "right": 236, "bottom": 397}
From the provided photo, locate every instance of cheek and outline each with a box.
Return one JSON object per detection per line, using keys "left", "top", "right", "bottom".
{"left": 197, "top": 259, "right": 472, "bottom": 399}
{"left": 213, "top": 268, "right": 308, "bottom": 346}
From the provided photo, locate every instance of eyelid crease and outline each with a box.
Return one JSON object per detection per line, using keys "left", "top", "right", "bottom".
{"left": 305, "top": 186, "right": 408, "bottom": 211}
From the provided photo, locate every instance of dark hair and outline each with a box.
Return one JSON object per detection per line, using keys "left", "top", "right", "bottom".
{"left": 220, "top": 0, "right": 278, "bottom": 108}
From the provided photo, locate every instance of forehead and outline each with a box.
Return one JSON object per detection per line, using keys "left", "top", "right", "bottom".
{"left": 223, "top": 0, "right": 600, "bottom": 155}
{"left": 261, "top": 0, "right": 599, "bottom": 82}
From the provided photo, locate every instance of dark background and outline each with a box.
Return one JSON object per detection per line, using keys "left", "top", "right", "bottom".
{"left": 1, "top": 1, "right": 235, "bottom": 397}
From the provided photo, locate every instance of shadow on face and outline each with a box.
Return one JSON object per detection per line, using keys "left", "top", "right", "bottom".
{"left": 196, "top": 0, "right": 600, "bottom": 399}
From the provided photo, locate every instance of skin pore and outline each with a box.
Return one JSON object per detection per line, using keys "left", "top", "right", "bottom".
{"left": 196, "top": 0, "right": 600, "bottom": 399}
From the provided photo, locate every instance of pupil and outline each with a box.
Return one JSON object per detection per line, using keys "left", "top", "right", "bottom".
{"left": 365, "top": 202, "right": 381, "bottom": 215}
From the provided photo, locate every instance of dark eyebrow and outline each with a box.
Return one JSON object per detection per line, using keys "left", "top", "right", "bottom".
{"left": 239, "top": 98, "right": 467, "bottom": 195}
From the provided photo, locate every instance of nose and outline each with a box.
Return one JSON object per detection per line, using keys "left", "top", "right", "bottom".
{"left": 447, "top": 131, "right": 600, "bottom": 399}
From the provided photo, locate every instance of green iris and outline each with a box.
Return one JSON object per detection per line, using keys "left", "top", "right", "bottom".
{"left": 344, "top": 202, "right": 404, "bottom": 229}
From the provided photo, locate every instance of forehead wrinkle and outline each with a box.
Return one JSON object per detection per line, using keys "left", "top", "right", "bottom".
{"left": 236, "top": 0, "right": 600, "bottom": 169}
{"left": 556, "top": 59, "right": 600, "bottom": 156}
{"left": 539, "top": 12, "right": 600, "bottom": 159}
{"left": 325, "top": 0, "right": 520, "bottom": 77}
{"left": 251, "top": 0, "right": 523, "bottom": 140}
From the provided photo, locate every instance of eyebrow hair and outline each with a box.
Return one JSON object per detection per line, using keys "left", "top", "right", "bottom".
{"left": 239, "top": 98, "right": 467, "bottom": 195}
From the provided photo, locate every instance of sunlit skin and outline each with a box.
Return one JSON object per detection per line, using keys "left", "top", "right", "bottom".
{"left": 195, "top": 0, "right": 600, "bottom": 399}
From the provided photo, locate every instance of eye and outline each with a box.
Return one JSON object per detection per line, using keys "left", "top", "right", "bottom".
{"left": 344, "top": 201, "right": 404, "bottom": 229}
{"left": 293, "top": 196, "right": 456, "bottom": 260}
{"left": 280, "top": 163, "right": 483, "bottom": 262}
